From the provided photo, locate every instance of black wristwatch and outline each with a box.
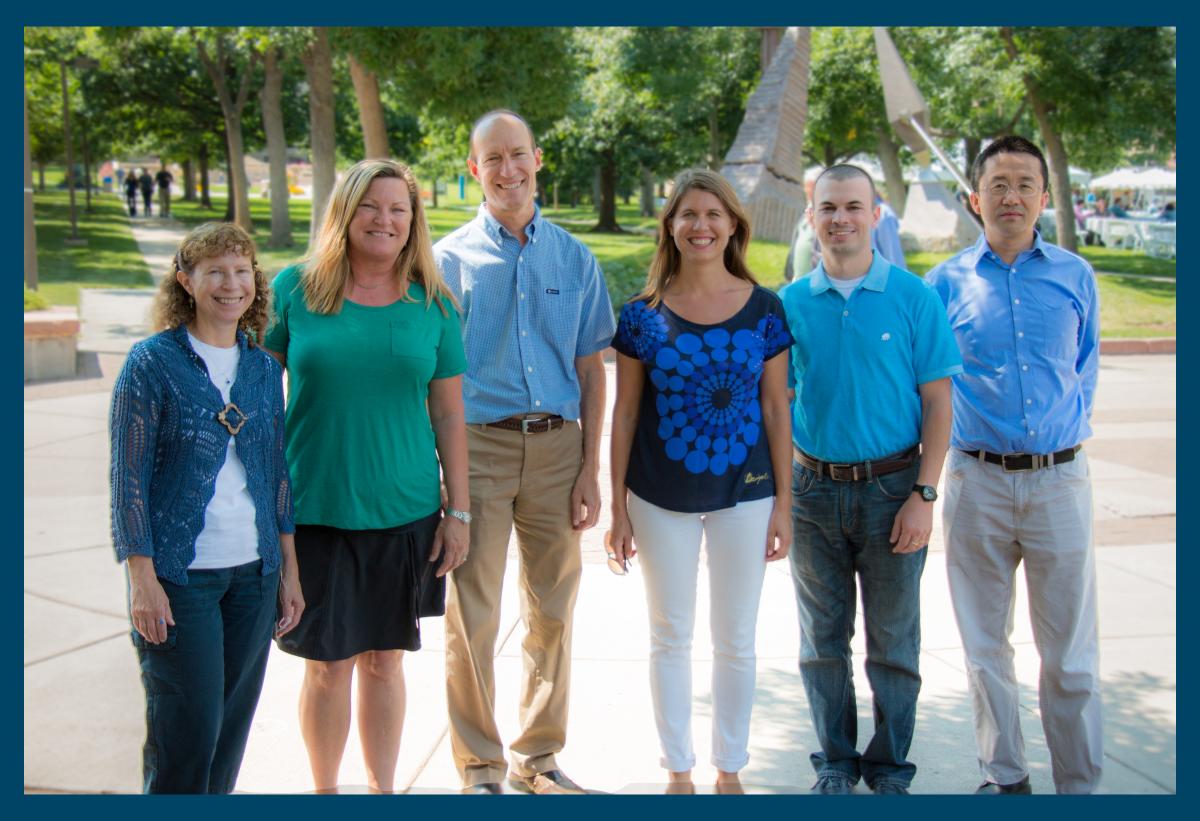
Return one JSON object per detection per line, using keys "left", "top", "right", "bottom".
{"left": 912, "top": 484, "right": 938, "bottom": 502}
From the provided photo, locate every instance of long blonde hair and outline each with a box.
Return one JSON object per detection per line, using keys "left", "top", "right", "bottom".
{"left": 637, "top": 169, "right": 756, "bottom": 308}
{"left": 300, "top": 159, "right": 456, "bottom": 316}
{"left": 152, "top": 222, "right": 272, "bottom": 345}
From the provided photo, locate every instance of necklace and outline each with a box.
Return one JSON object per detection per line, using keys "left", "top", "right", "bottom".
{"left": 350, "top": 275, "right": 394, "bottom": 291}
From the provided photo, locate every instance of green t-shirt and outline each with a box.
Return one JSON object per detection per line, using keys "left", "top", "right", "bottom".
{"left": 265, "top": 264, "right": 467, "bottom": 530}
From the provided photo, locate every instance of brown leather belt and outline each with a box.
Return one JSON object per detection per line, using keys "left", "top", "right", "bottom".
{"left": 959, "top": 445, "right": 1080, "bottom": 472}
{"left": 793, "top": 445, "right": 919, "bottom": 482}
{"left": 484, "top": 414, "right": 565, "bottom": 435}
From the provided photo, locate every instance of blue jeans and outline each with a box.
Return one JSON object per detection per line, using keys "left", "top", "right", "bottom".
{"left": 131, "top": 560, "right": 278, "bottom": 793}
{"left": 788, "top": 458, "right": 925, "bottom": 787}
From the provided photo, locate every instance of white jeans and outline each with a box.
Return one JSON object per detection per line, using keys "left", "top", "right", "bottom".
{"left": 942, "top": 448, "right": 1103, "bottom": 794}
{"left": 627, "top": 492, "right": 773, "bottom": 773}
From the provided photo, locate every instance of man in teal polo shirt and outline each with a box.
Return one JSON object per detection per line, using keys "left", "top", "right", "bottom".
{"left": 780, "top": 164, "right": 962, "bottom": 795}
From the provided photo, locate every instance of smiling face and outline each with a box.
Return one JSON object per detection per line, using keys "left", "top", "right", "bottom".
{"left": 669, "top": 188, "right": 737, "bottom": 267}
{"left": 809, "top": 174, "right": 879, "bottom": 262}
{"left": 177, "top": 252, "right": 255, "bottom": 332}
{"left": 468, "top": 114, "right": 542, "bottom": 224}
{"left": 347, "top": 176, "right": 413, "bottom": 264}
{"left": 970, "top": 151, "right": 1049, "bottom": 247}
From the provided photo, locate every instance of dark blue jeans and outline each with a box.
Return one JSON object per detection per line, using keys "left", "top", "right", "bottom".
{"left": 131, "top": 560, "right": 278, "bottom": 793}
{"left": 788, "top": 458, "right": 925, "bottom": 788}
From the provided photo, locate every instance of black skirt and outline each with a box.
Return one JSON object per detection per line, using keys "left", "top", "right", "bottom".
{"left": 276, "top": 511, "right": 445, "bottom": 661}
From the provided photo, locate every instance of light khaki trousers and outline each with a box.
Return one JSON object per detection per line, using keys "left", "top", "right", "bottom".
{"left": 445, "top": 422, "right": 583, "bottom": 786}
{"left": 943, "top": 448, "right": 1103, "bottom": 794}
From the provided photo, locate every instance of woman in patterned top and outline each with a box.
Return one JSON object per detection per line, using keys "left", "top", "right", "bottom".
{"left": 608, "top": 169, "right": 793, "bottom": 794}
{"left": 110, "top": 222, "right": 302, "bottom": 792}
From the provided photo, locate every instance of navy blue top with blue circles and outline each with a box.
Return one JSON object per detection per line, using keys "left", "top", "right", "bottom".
{"left": 613, "top": 286, "right": 793, "bottom": 513}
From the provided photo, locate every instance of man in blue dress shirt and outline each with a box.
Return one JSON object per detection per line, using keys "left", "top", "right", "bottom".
{"left": 434, "top": 109, "right": 616, "bottom": 795}
{"left": 781, "top": 165, "right": 962, "bottom": 795}
{"left": 925, "top": 135, "right": 1103, "bottom": 795}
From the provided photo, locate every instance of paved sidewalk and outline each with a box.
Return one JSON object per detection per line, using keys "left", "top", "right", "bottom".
{"left": 24, "top": 219, "right": 1176, "bottom": 793}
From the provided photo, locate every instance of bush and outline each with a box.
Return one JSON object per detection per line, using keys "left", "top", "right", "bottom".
{"left": 24, "top": 287, "right": 49, "bottom": 312}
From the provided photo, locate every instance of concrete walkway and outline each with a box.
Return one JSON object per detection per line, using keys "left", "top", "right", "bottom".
{"left": 24, "top": 219, "right": 1176, "bottom": 794}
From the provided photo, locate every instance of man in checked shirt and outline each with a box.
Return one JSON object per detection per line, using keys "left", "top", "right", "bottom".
{"left": 433, "top": 109, "right": 616, "bottom": 796}
{"left": 926, "top": 135, "right": 1103, "bottom": 795}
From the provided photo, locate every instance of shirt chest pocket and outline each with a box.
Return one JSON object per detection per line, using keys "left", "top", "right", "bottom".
{"left": 1026, "top": 293, "right": 1079, "bottom": 361}
{"left": 391, "top": 319, "right": 435, "bottom": 361}
{"left": 536, "top": 286, "right": 583, "bottom": 335}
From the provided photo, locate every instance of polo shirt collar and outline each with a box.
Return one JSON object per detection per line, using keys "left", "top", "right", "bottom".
{"left": 478, "top": 202, "right": 543, "bottom": 244}
{"left": 810, "top": 251, "right": 891, "bottom": 295}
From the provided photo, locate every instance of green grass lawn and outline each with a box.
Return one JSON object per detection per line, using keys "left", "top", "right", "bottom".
{"left": 30, "top": 189, "right": 152, "bottom": 306}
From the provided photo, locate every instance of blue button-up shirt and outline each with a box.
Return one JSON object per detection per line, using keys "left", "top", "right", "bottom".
{"left": 925, "top": 231, "right": 1100, "bottom": 454}
{"left": 781, "top": 252, "right": 963, "bottom": 463}
{"left": 434, "top": 204, "right": 616, "bottom": 424}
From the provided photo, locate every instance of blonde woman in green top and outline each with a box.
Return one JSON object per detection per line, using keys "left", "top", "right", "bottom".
{"left": 264, "top": 159, "right": 469, "bottom": 793}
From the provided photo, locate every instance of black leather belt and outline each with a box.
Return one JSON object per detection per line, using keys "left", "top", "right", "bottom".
{"left": 484, "top": 414, "right": 565, "bottom": 435}
{"left": 959, "top": 445, "right": 1081, "bottom": 472}
{"left": 793, "top": 445, "right": 918, "bottom": 482}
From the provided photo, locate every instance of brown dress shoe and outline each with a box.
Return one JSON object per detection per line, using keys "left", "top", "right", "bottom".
{"left": 507, "top": 769, "right": 587, "bottom": 794}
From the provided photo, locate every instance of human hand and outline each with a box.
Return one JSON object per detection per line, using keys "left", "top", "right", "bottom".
{"left": 432, "top": 516, "right": 470, "bottom": 577}
{"left": 276, "top": 568, "right": 305, "bottom": 637}
{"left": 765, "top": 503, "right": 792, "bottom": 562}
{"left": 571, "top": 471, "right": 601, "bottom": 531}
{"left": 605, "top": 510, "right": 637, "bottom": 569}
{"left": 128, "top": 555, "right": 174, "bottom": 644}
{"left": 889, "top": 494, "right": 932, "bottom": 554}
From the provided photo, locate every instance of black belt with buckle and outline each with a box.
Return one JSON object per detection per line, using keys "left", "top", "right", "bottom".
{"left": 794, "top": 445, "right": 919, "bottom": 482}
{"left": 485, "top": 414, "right": 565, "bottom": 435}
{"left": 960, "top": 445, "right": 1081, "bottom": 472}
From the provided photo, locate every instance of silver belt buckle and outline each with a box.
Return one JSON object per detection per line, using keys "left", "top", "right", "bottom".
{"left": 1000, "top": 452, "right": 1037, "bottom": 472}
{"left": 520, "top": 417, "right": 539, "bottom": 435}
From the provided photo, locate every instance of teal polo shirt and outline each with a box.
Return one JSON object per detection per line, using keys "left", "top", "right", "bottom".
{"left": 780, "top": 252, "right": 963, "bottom": 463}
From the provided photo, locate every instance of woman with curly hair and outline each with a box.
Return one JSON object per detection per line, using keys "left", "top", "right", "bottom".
{"left": 109, "top": 221, "right": 303, "bottom": 793}
{"left": 263, "top": 159, "right": 468, "bottom": 793}
{"left": 607, "top": 169, "right": 793, "bottom": 794}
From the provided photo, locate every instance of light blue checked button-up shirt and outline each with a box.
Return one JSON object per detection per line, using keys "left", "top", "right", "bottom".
{"left": 434, "top": 204, "right": 616, "bottom": 425}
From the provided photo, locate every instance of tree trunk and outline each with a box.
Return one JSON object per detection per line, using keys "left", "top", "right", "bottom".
{"left": 593, "top": 153, "right": 622, "bottom": 233}
{"left": 349, "top": 55, "right": 390, "bottom": 160}
{"left": 876, "top": 128, "right": 906, "bottom": 215}
{"left": 1000, "top": 28, "right": 1077, "bottom": 252}
{"left": 553, "top": 182, "right": 559, "bottom": 210}
{"left": 199, "top": 144, "right": 212, "bottom": 209}
{"left": 194, "top": 33, "right": 257, "bottom": 234}
{"left": 431, "top": 178, "right": 438, "bottom": 209}
{"left": 708, "top": 107, "right": 721, "bottom": 170}
{"left": 221, "top": 138, "right": 235, "bottom": 223}
{"left": 182, "top": 158, "right": 196, "bottom": 201}
{"left": 303, "top": 27, "right": 337, "bottom": 241}
{"left": 260, "top": 46, "right": 292, "bottom": 249}
{"left": 639, "top": 165, "right": 655, "bottom": 217}
{"left": 963, "top": 137, "right": 981, "bottom": 182}
{"left": 592, "top": 167, "right": 601, "bottom": 213}
{"left": 38, "top": 162, "right": 45, "bottom": 193}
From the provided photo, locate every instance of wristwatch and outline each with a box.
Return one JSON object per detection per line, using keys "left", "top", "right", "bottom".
{"left": 445, "top": 506, "right": 472, "bottom": 524}
{"left": 912, "top": 484, "right": 938, "bottom": 502}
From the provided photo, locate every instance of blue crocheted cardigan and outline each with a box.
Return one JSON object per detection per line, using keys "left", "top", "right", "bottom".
{"left": 109, "top": 325, "right": 294, "bottom": 585}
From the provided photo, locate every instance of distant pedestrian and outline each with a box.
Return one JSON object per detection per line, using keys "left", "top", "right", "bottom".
{"left": 110, "top": 222, "right": 303, "bottom": 793}
{"left": 156, "top": 166, "right": 175, "bottom": 217}
{"left": 139, "top": 168, "right": 155, "bottom": 216}
{"left": 124, "top": 173, "right": 139, "bottom": 217}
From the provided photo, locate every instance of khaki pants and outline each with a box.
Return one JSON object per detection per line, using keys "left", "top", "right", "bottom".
{"left": 445, "top": 422, "right": 583, "bottom": 786}
{"left": 943, "top": 448, "right": 1103, "bottom": 794}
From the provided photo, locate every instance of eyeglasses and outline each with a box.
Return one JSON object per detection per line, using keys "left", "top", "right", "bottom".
{"left": 984, "top": 181, "right": 1042, "bottom": 198}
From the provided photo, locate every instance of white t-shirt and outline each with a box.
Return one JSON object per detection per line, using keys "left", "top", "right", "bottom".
{"left": 828, "top": 273, "right": 867, "bottom": 301}
{"left": 187, "top": 332, "right": 260, "bottom": 570}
